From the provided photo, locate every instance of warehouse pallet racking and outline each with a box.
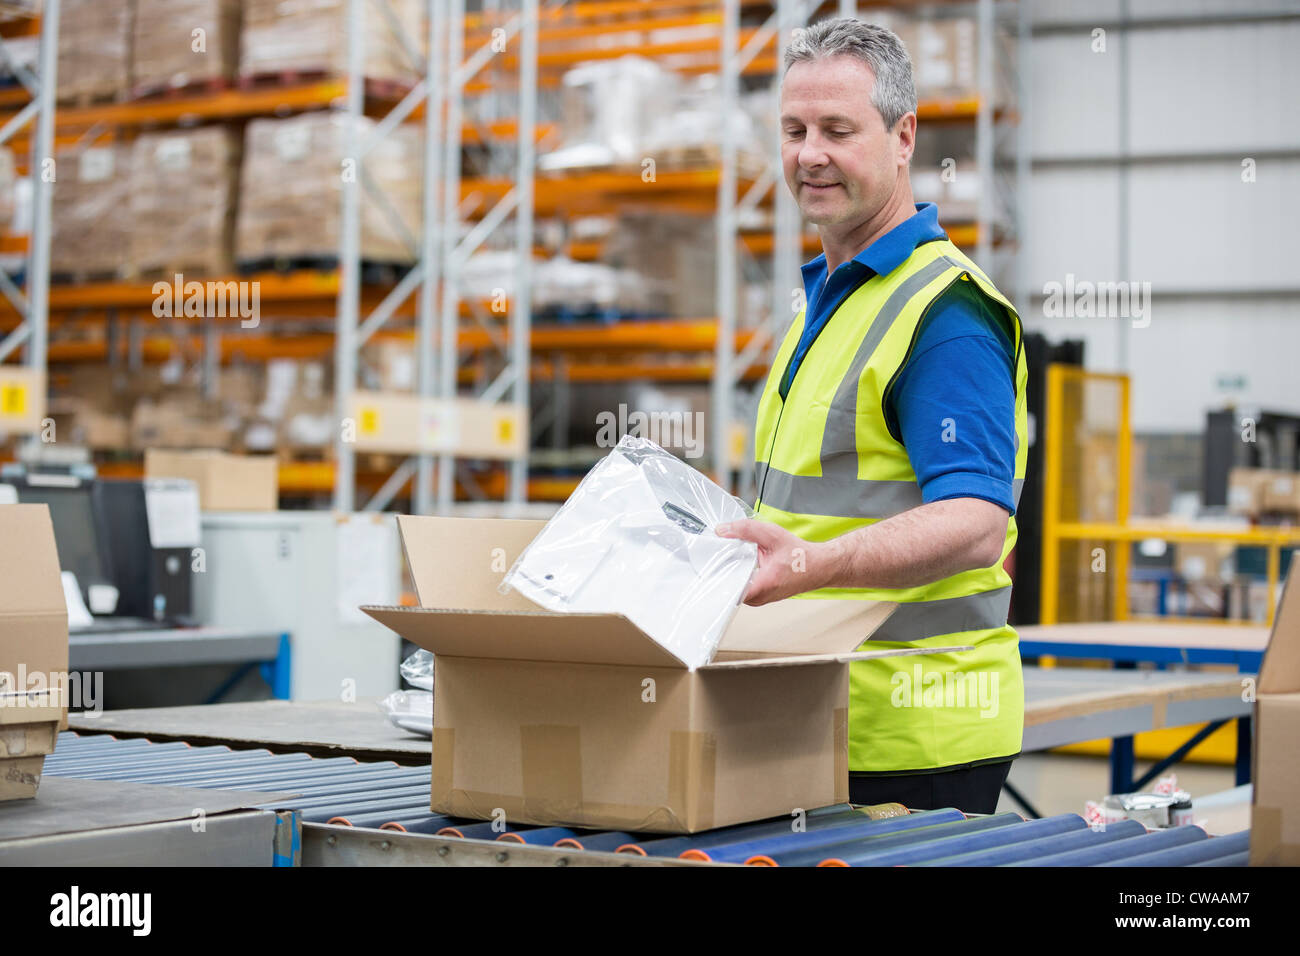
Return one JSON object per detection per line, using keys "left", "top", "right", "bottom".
{"left": 0, "top": 0, "right": 1024, "bottom": 508}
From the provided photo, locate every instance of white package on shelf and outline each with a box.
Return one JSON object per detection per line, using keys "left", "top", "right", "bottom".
{"left": 501, "top": 436, "right": 757, "bottom": 671}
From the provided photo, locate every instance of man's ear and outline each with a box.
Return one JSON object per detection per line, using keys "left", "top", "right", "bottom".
{"left": 895, "top": 112, "right": 917, "bottom": 166}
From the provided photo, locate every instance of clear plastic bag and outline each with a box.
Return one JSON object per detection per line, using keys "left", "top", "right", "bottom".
{"left": 501, "top": 436, "right": 757, "bottom": 670}
{"left": 377, "top": 689, "right": 432, "bottom": 738}
{"left": 400, "top": 648, "right": 434, "bottom": 691}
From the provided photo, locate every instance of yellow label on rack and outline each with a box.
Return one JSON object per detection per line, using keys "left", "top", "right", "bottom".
{"left": 0, "top": 382, "right": 27, "bottom": 417}
{"left": 495, "top": 416, "right": 514, "bottom": 446}
{"left": 358, "top": 406, "right": 380, "bottom": 436}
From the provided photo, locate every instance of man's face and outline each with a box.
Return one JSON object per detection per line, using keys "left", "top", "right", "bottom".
{"left": 780, "top": 55, "right": 911, "bottom": 228}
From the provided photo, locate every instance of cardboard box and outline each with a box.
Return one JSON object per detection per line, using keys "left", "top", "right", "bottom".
{"left": 51, "top": 143, "right": 132, "bottom": 277}
{"left": 1228, "top": 467, "right": 1264, "bottom": 516}
{"left": 349, "top": 391, "right": 527, "bottom": 460}
{"left": 363, "top": 516, "right": 969, "bottom": 833}
{"left": 50, "top": 400, "right": 130, "bottom": 450}
{"left": 0, "top": 365, "right": 46, "bottom": 435}
{"left": 1177, "top": 541, "right": 1236, "bottom": 585}
{"left": 235, "top": 111, "right": 422, "bottom": 265}
{"left": 1261, "top": 472, "right": 1300, "bottom": 515}
{"left": 132, "top": 0, "right": 241, "bottom": 94}
{"left": 130, "top": 397, "right": 233, "bottom": 451}
{"left": 240, "top": 0, "right": 424, "bottom": 85}
{"left": 56, "top": 0, "right": 131, "bottom": 104}
{"left": 128, "top": 125, "right": 241, "bottom": 275}
{"left": 1252, "top": 563, "right": 1300, "bottom": 864}
{"left": 0, "top": 505, "right": 69, "bottom": 801}
{"left": 145, "top": 449, "right": 278, "bottom": 511}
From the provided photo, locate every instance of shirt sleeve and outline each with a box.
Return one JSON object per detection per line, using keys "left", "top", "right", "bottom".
{"left": 885, "top": 279, "right": 1018, "bottom": 515}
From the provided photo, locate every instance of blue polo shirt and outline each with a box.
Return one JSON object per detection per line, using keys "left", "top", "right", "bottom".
{"left": 781, "top": 202, "right": 1018, "bottom": 514}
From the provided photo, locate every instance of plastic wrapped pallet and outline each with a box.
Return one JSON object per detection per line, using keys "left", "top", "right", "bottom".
{"left": 56, "top": 0, "right": 131, "bottom": 104}
{"left": 601, "top": 213, "right": 736, "bottom": 319}
{"left": 538, "top": 56, "right": 679, "bottom": 171}
{"left": 128, "top": 126, "right": 240, "bottom": 276}
{"left": 234, "top": 112, "right": 421, "bottom": 265}
{"left": 132, "top": 0, "right": 241, "bottom": 95}
{"left": 240, "top": 0, "right": 424, "bottom": 85}
{"left": 50, "top": 144, "right": 132, "bottom": 278}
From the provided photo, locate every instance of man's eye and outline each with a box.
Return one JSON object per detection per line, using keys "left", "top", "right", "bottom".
{"left": 784, "top": 129, "right": 804, "bottom": 138}
{"left": 829, "top": 129, "right": 852, "bottom": 137}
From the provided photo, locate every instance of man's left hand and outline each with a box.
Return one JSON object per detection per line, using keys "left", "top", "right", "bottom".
{"left": 716, "top": 518, "right": 832, "bottom": 606}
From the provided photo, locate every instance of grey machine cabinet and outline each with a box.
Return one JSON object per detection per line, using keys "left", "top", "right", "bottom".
{"left": 194, "top": 511, "right": 402, "bottom": 701}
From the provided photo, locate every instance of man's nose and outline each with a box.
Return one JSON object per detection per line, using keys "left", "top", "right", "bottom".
{"left": 798, "top": 131, "right": 830, "bottom": 169}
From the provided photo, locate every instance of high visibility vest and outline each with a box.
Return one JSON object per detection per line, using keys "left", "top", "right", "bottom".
{"left": 753, "top": 237, "right": 1028, "bottom": 774}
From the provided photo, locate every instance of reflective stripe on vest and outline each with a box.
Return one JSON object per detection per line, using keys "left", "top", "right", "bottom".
{"left": 756, "top": 459, "right": 1025, "bottom": 520}
{"left": 868, "top": 586, "right": 1013, "bottom": 643}
{"left": 751, "top": 237, "right": 1028, "bottom": 774}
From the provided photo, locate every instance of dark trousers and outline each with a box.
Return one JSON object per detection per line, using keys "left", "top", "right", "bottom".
{"left": 849, "top": 759, "right": 1013, "bottom": 815}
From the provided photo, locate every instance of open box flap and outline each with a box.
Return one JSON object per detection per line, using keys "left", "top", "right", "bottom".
{"left": 0, "top": 505, "right": 66, "bottom": 618}
{"left": 716, "top": 597, "right": 898, "bottom": 657}
{"left": 397, "top": 514, "right": 544, "bottom": 611}
{"left": 362, "top": 605, "right": 689, "bottom": 668}
{"left": 386, "top": 516, "right": 900, "bottom": 669}
{"left": 1260, "top": 563, "right": 1300, "bottom": 695}
{"left": 700, "top": 643, "right": 975, "bottom": 671}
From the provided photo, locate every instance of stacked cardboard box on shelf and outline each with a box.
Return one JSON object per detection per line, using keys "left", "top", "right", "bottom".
{"left": 538, "top": 57, "right": 766, "bottom": 175}
{"left": 132, "top": 0, "right": 242, "bottom": 94}
{"left": 50, "top": 144, "right": 132, "bottom": 278}
{"left": 56, "top": 0, "right": 131, "bottom": 104}
{"left": 240, "top": 0, "right": 424, "bottom": 85}
{"left": 235, "top": 112, "right": 421, "bottom": 265}
{"left": 129, "top": 125, "right": 241, "bottom": 276}
{"left": 601, "top": 213, "right": 736, "bottom": 320}
{"left": 46, "top": 366, "right": 133, "bottom": 450}
{"left": 1229, "top": 468, "right": 1300, "bottom": 518}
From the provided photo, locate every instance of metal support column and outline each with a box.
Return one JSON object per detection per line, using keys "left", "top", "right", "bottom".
{"left": 712, "top": 0, "right": 740, "bottom": 486}
{"left": 771, "top": 0, "right": 800, "bottom": 386}
{"left": 26, "top": 0, "right": 57, "bottom": 380}
{"left": 333, "top": 0, "right": 367, "bottom": 512}
{"left": 975, "top": 0, "right": 995, "bottom": 266}
{"left": 414, "top": 0, "right": 447, "bottom": 515}
{"left": 437, "top": 0, "right": 466, "bottom": 512}
{"left": 0, "top": 1, "right": 58, "bottom": 387}
{"left": 1014, "top": 0, "right": 1031, "bottom": 316}
{"left": 509, "top": 0, "right": 538, "bottom": 507}
{"left": 1116, "top": 0, "right": 1131, "bottom": 373}
{"left": 335, "top": 1, "right": 438, "bottom": 514}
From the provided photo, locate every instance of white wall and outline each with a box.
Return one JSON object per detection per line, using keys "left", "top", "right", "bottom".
{"left": 1022, "top": 0, "right": 1300, "bottom": 432}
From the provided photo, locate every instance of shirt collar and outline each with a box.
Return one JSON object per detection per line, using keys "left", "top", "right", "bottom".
{"left": 801, "top": 202, "right": 947, "bottom": 284}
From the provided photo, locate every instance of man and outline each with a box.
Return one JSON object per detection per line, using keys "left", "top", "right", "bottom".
{"left": 717, "top": 18, "right": 1028, "bottom": 815}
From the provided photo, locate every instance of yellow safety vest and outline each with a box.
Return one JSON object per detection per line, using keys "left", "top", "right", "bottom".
{"left": 753, "top": 237, "right": 1028, "bottom": 774}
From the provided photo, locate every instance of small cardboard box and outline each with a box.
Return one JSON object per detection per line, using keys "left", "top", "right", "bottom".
{"left": 1252, "top": 563, "right": 1300, "bottom": 864}
{"left": 0, "top": 505, "right": 69, "bottom": 801}
{"left": 1227, "top": 467, "right": 1266, "bottom": 517}
{"left": 1261, "top": 472, "right": 1300, "bottom": 515}
{"left": 1177, "top": 541, "right": 1236, "bottom": 585}
{"left": 364, "top": 516, "right": 969, "bottom": 833}
{"left": 145, "top": 449, "right": 278, "bottom": 512}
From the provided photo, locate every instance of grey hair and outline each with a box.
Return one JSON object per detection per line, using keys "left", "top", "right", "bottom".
{"left": 784, "top": 17, "right": 917, "bottom": 131}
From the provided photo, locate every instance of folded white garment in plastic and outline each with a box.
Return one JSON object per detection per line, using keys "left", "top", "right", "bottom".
{"left": 502, "top": 436, "right": 757, "bottom": 670}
